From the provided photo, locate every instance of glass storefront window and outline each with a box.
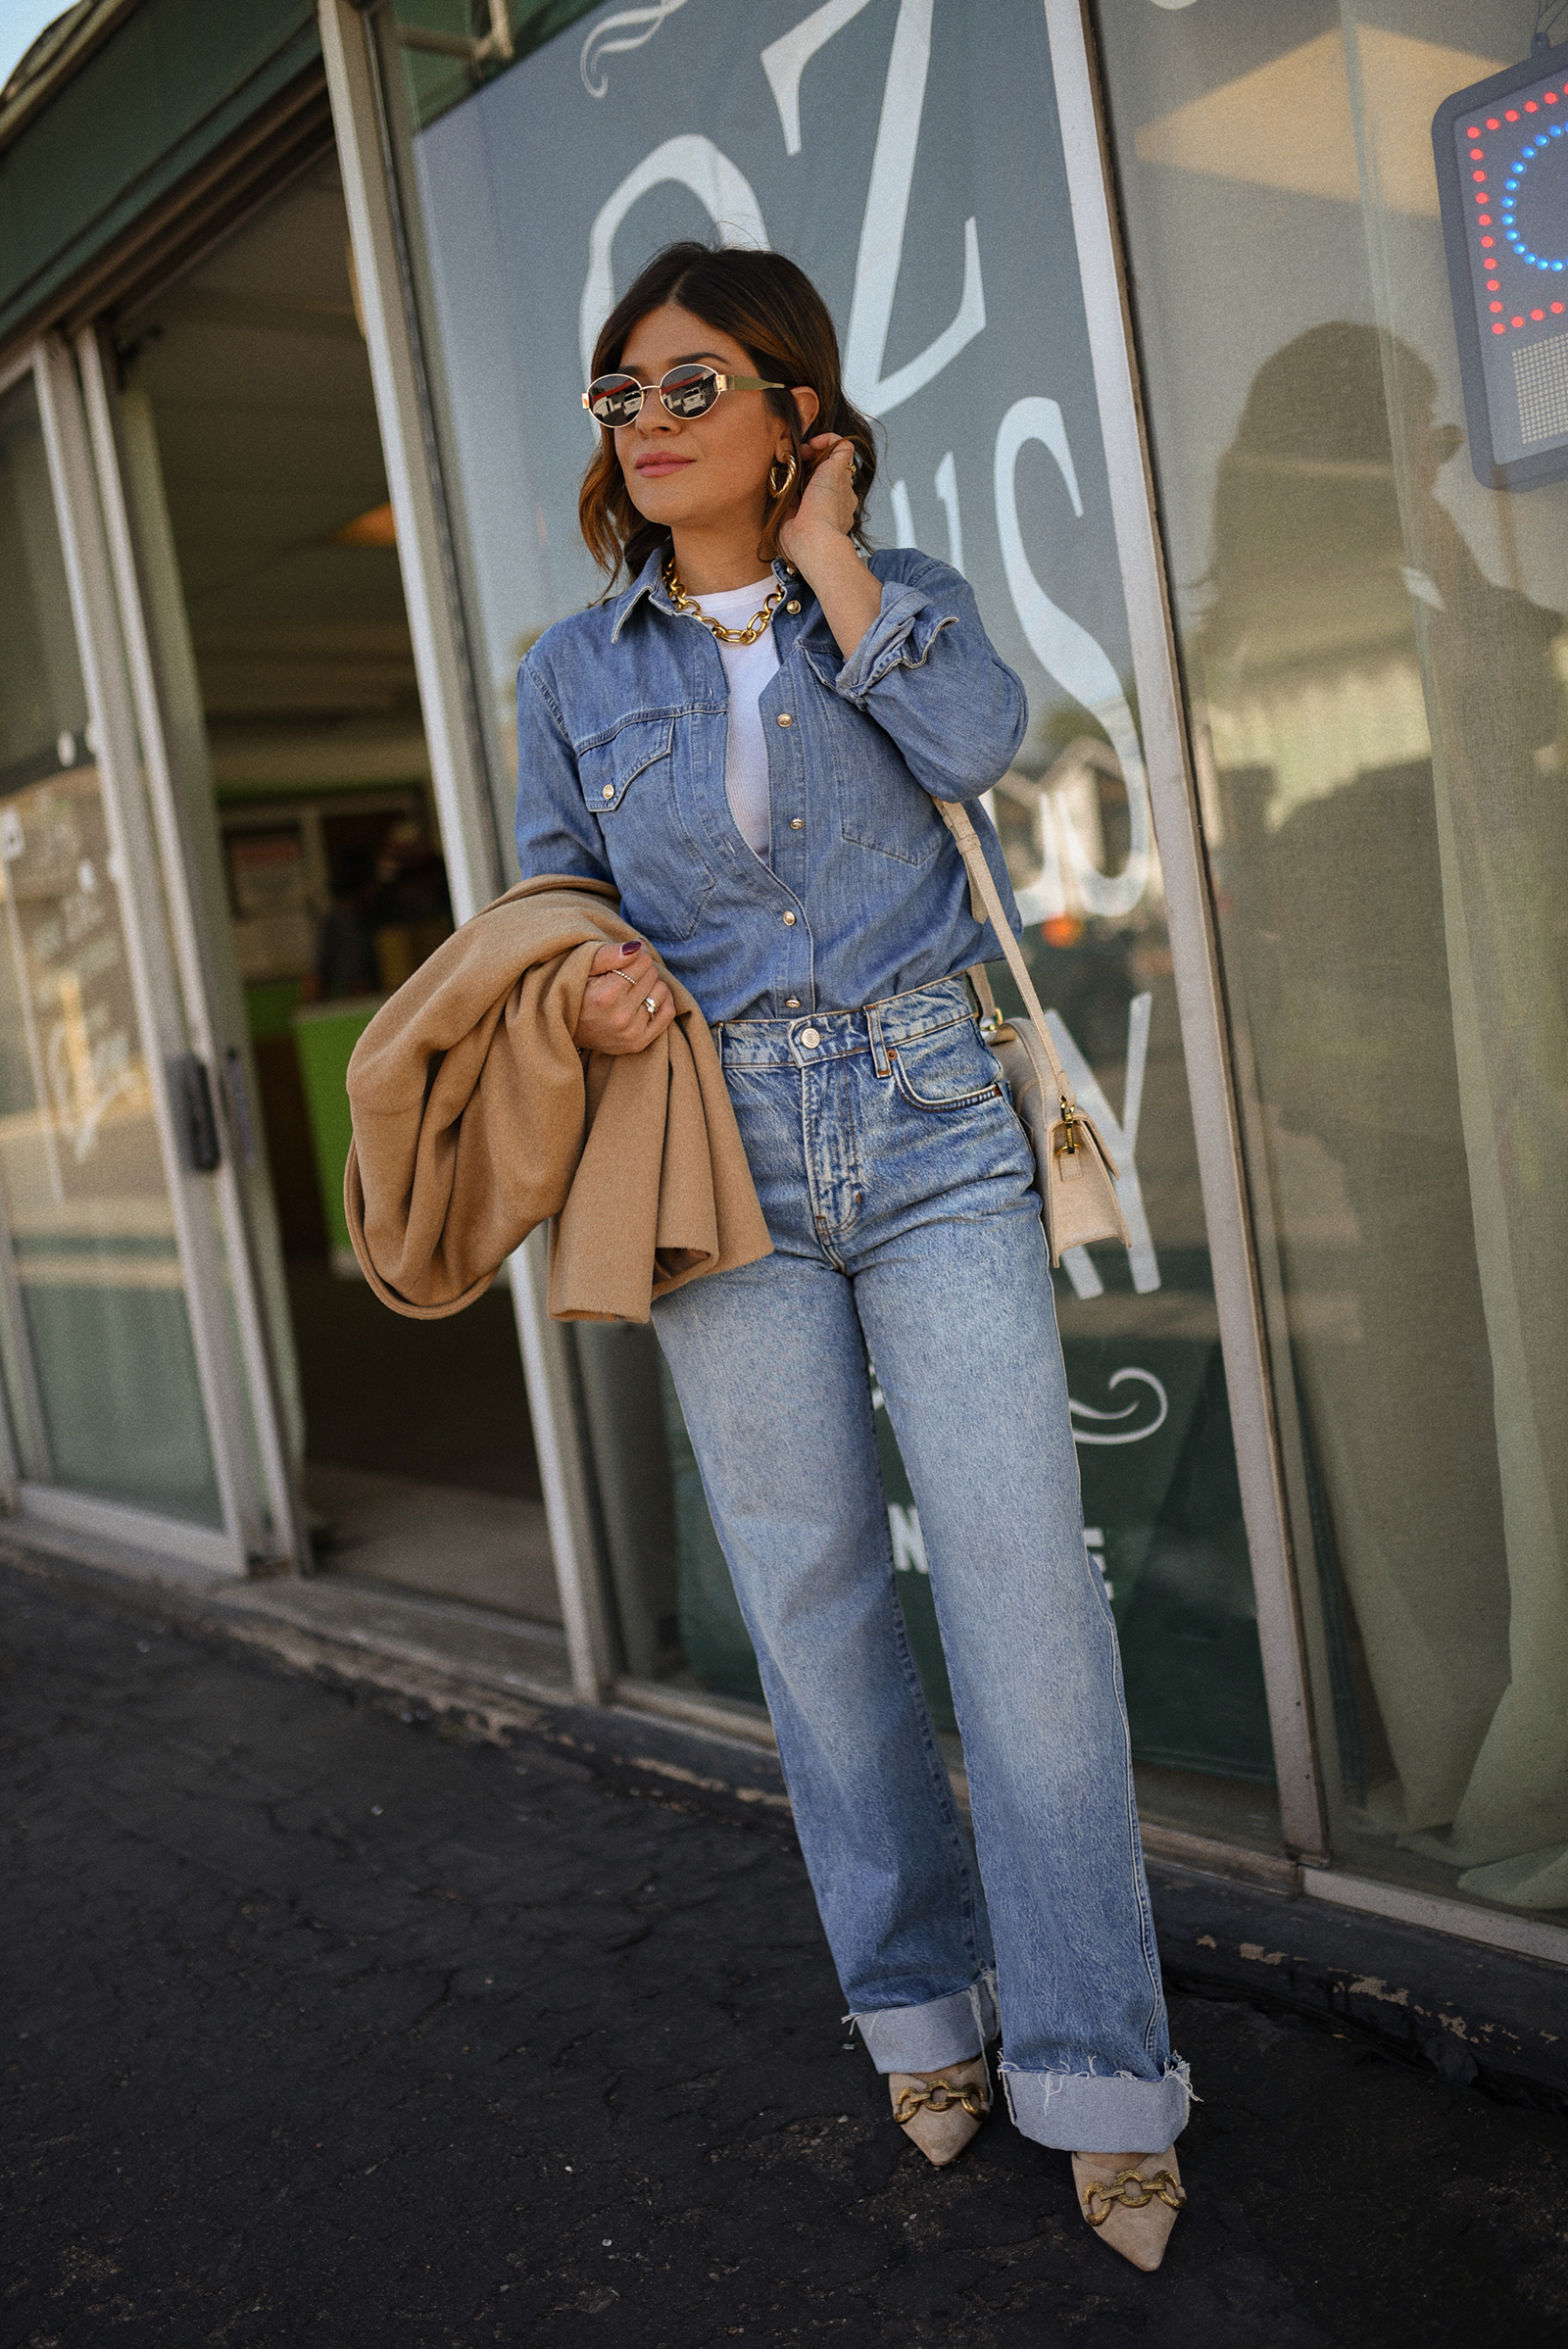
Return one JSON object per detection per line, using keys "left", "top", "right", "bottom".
{"left": 368, "top": 0, "right": 1283, "bottom": 1835}
{"left": 0, "top": 371, "right": 221, "bottom": 1524}
{"left": 1096, "top": 0, "right": 1568, "bottom": 1917}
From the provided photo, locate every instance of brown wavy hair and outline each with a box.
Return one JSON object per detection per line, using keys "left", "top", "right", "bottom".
{"left": 578, "top": 240, "right": 877, "bottom": 585}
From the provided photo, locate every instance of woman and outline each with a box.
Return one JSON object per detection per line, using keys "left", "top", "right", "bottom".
{"left": 515, "top": 240, "right": 1190, "bottom": 2271}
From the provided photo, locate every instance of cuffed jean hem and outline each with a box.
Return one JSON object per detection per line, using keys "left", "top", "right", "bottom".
{"left": 850, "top": 1969, "right": 1000, "bottom": 2075}
{"left": 1001, "top": 2057, "right": 1192, "bottom": 2154}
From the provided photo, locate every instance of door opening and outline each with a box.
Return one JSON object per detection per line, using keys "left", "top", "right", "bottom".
{"left": 109, "top": 155, "right": 559, "bottom": 1628}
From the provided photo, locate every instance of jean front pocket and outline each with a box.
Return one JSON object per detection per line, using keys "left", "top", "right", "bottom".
{"left": 889, "top": 1017, "right": 1003, "bottom": 1111}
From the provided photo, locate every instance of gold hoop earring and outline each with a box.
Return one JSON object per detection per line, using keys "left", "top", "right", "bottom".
{"left": 768, "top": 453, "right": 799, "bottom": 500}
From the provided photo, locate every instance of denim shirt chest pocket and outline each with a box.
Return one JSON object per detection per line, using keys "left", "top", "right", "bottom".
{"left": 574, "top": 710, "right": 717, "bottom": 941}
{"left": 799, "top": 642, "right": 943, "bottom": 872}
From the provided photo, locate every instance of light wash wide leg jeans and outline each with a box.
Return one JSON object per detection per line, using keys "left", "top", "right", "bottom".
{"left": 652, "top": 976, "right": 1190, "bottom": 2154}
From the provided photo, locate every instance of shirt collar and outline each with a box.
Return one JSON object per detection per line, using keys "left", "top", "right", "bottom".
{"left": 609, "top": 543, "right": 799, "bottom": 642}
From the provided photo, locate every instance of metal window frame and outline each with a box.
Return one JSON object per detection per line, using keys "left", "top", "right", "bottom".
{"left": 1041, "top": 0, "right": 1328, "bottom": 1861}
{"left": 1051, "top": 0, "right": 1568, "bottom": 1958}
{"left": 74, "top": 325, "right": 312, "bottom": 1571}
{"left": 318, "top": 0, "right": 617, "bottom": 1702}
{"left": 1302, "top": 1865, "right": 1568, "bottom": 1970}
{"left": 3, "top": 337, "right": 265, "bottom": 1573}
{"left": 0, "top": 342, "right": 36, "bottom": 399}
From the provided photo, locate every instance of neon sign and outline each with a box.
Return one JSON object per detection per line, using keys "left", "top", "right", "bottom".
{"left": 1435, "top": 40, "right": 1568, "bottom": 488}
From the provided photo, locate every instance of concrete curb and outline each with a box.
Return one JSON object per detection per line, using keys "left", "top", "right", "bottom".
{"left": 1150, "top": 1863, "right": 1568, "bottom": 2115}
{"left": 0, "top": 1541, "right": 794, "bottom": 1833}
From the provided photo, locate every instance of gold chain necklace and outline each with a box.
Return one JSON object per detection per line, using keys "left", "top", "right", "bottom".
{"left": 664, "top": 558, "right": 784, "bottom": 647}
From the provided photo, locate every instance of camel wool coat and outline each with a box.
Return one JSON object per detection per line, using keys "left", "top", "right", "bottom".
{"left": 343, "top": 874, "right": 771, "bottom": 1322}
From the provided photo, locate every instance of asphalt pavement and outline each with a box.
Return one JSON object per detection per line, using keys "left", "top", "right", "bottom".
{"left": 3, "top": 1563, "right": 1566, "bottom": 2348}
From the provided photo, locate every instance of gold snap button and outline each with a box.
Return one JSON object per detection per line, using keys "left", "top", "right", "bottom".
{"left": 785, "top": 599, "right": 801, "bottom": 614}
{"left": 782, "top": 911, "right": 797, "bottom": 926}
{"left": 601, "top": 784, "right": 614, "bottom": 800}
{"left": 790, "top": 817, "right": 804, "bottom": 829}
{"left": 776, "top": 712, "right": 794, "bottom": 727}
{"left": 800, "top": 1027, "right": 820, "bottom": 1049}
{"left": 784, "top": 998, "right": 801, "bottom": 1008}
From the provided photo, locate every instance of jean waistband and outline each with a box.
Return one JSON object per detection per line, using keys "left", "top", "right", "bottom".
{"left": 713, "top": 973, "right": 979, "bottom": 1069}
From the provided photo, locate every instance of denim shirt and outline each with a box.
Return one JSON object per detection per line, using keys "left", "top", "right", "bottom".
{"left": 514, "top": 544, "right": 1027, "bottom": 1024}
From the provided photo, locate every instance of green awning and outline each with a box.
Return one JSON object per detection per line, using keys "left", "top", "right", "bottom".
{"left": 0, "top": 0, "right": 615, "bottom": 354}
{"left": 0, "top": 0, "right": 319, "bottom": 350}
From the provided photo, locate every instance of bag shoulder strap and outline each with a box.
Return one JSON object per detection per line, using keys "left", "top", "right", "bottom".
{"left": 968, "top": 961, "right": 1001, "bottom": 1024}
{"left": 936, "top": 797, "right": 1075, "bottom": 1108}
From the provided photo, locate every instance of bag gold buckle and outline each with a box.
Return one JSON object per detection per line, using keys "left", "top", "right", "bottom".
{"left": 1054, "top": 1095, "right": 1079, "bottom": 1158}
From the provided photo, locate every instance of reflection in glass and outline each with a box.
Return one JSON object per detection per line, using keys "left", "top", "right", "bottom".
{"left": 0, "top": 375, "right": 220, "bottom": 1523}
{"left": 1097, "top": 0, "right": 1568, "bottom": 1914}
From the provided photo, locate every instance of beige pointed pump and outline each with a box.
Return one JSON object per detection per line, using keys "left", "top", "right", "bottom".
{"left": 1071, "top": 2145, "right": 1186, "bottom": 2270}
{"left": 888, "top": 2055, "right": 992, "bottom": 2167}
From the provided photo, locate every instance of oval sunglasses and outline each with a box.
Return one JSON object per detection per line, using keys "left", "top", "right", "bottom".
{"left": 582, "top": 363, "right": 786, "bottom": 426}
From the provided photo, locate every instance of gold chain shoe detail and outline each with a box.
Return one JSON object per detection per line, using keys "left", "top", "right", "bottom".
{"left": 1083, "top": 2167, "right": 1186, "bottom": 2227}
{"left": 888, "top": 2057, "right": 992, "bottom": 2168}
{"left": 891, "top": 2079, "right": 988, "bottom": 2126}
{"left": 1071, "top": 2145, "right": 1186, "bottom": 2272}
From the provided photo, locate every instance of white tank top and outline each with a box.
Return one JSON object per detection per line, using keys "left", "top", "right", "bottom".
{"left": 693, "top": 577, "right": 781, "bottom": 859}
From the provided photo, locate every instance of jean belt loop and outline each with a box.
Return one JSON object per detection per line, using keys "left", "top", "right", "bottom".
{"left": 866, "top": 1001, "right": 891, "bottom": 1079}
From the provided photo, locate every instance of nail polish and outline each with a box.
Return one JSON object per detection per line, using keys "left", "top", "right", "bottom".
{"left": 620, "top": 940, "right": 642, "bottom": 957}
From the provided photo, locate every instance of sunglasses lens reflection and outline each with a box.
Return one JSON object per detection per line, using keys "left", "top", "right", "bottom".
{"left": 587, "top": 374, "right": 643, "bottom": 423}
{"left": 661, "top": 366, "right": 719, "bottom": 416}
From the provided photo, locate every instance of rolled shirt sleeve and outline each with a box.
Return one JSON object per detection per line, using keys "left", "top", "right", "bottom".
{"left": 831, "top": 556, "right": 1028, "bottom": 802}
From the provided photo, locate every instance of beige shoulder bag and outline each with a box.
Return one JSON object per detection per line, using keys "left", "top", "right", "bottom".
{"left": 934, "top": 798, "right": 1130, "bottom": 1266}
